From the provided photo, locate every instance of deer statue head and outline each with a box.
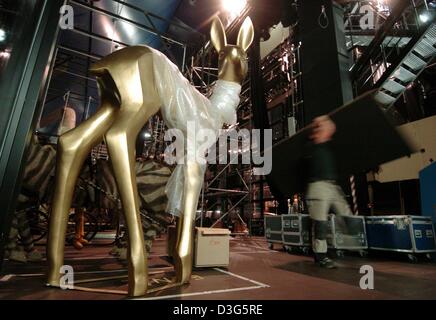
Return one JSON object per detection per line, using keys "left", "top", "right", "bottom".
{"left": 210, "top": 16, "right": 254, "bottom": 84}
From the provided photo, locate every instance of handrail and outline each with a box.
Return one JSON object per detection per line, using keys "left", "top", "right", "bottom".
{"left": 350, "top": 0, "right": 411, "bottom": 80}
{"left": 373, "top": 19, "right": 433, "bottom": 89}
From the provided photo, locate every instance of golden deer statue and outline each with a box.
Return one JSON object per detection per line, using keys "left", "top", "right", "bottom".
{"left": 46, "top": 16, "right": 254, "bottom": 297}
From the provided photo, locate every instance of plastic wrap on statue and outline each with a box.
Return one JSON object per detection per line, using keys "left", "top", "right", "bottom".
{"left": 149, "top": 36, "right": 243, "bottom": 217}
{"left": 46, "top": 16, "right": 254, "bottom": 297}
{"left": 157, "top": 75, "right": 241, "bottom": 216}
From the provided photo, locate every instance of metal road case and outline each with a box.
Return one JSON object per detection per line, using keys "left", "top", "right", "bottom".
{"left": 327, "top": 215, "right": 368, "bottom": 257}
{"left": 365, "top": 215, "right": 436, "bottom": 261}
{"left": 281, "top": 214, "right": 311, "bottom": 253}
{"left": 264, "top": 215, "right": 283, "bottom": 249}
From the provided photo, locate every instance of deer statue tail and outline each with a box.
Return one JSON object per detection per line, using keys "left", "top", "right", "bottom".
{"left": 89, "top": 59, "right": 109, "bottom": 76}
{"left": 88, "top": 56, "right": 122, "bottom": 105}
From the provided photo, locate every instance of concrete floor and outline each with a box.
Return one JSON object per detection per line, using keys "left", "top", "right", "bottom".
{"left": 1, "top": 236, "right": 436, "bottom": 300}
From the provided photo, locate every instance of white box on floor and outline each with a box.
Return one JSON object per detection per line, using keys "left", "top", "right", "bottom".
{"left": 194, "top": 227, "right": 231, "bottom": 267}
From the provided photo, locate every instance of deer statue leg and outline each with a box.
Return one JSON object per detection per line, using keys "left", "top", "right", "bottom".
{"left": 175, "top": 162, "right": 203, "bottom": 284}
{"left": 47, "top": 101, "right": 116, "bottom": 287}
{"left": 105, "top": 104, "right": 158, "bottom": 296}
{"left": 103, "top": 52, "right": 161, "bottom": 297}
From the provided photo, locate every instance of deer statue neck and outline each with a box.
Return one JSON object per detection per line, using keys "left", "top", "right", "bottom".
{"left": 208, "top": 79, "right": 242, "bottom": 126}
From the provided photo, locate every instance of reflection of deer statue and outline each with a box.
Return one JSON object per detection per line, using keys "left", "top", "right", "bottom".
{"left": 46, "top": 16, "right": 254, "bottom": 297}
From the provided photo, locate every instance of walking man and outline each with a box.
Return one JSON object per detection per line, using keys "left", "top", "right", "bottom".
{"left": 305, "top": 115, "right": 353, "bottom": 268}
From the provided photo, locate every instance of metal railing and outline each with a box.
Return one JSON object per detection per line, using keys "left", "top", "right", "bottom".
{"left": 350, "top": 0, "right": 432, "bottom": 94}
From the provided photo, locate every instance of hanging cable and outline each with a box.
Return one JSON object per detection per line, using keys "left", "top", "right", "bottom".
{"left": 110, "top": 1, "right": 124, "bottom": 52}
{"left": 58, "top": 91, "right": 71, "bottom": 136}
{"left": 318, "top": 5, "right": 329, "bottom": 29}
{"left": 110, "top": 18, "right": 117, "bottom": 53}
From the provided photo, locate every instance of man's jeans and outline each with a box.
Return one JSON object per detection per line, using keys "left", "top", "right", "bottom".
{"left": 306, "top": 181, "right": 352, "bottom": 254}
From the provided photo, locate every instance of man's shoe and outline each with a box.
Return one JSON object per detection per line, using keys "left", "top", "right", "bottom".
{"left": 79, "top": 238, "right": 89, "bottom": 245}
{"left": 73, "top": 239, "right": 84, "bottom": 250}
{"left": 317, "top": 257, "right": 337, "bottom": 269}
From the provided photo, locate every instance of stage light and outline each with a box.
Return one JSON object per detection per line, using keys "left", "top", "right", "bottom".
{"left": 374, "top": 0, "right": 389, "bottom": 12}
{"left": 222, "top": 0, "right": 247, "bottom": 16}
{"left": 0, "top": 50, "right": 10, "bottom": 59}
{"left": 0, "top": 29, "right": 6, "bottom": 42}
{"left": 142, "top": 132, "right": 152, "bottom": 139}
{"left": 419, "top": 12, "right": 430, "bottom": 23}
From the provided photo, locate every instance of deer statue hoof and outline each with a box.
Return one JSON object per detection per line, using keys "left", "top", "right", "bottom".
{"left": 128, "top": 277, "right": 148, "bottom": 297}
{"left": 46, "top": 277, "right": 61, "bottom": 288}
{"left": 174, "top": 254, "right": 193, "bottom": 285}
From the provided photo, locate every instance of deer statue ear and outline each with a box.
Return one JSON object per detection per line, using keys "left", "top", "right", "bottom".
{"left": 210, "top": 16, "right": 227, "bottom": 53}
{"left": 237, "top": 17, "right": 254, "bottom": 52}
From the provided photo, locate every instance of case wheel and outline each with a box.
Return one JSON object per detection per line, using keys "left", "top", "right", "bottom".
{"left": 335, "top": 250, "right": 345, "bottom": 258}
{"left": 425, "top": 253, "right": 433, "bottom": 261}
{"left": 407, "top": 253, "right": 418, "bottom": 263}
{"left": 359, "top": 250, "right": 368, "bottom": 258}
{"left": 301, "top": 246, "right": 310, "bottom": 255}
{"left": 281, "top": 245, "right": 297, "bottom": 253}
{"left": 267, "top": 242, "right": 274, "bottom": 250}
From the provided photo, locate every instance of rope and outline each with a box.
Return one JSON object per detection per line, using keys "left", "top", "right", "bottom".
{"left": 57, "top": 91, "right": 71, "bottom": 136}
{"left": 318, "top": 5, "right": 329, "bottom": 29}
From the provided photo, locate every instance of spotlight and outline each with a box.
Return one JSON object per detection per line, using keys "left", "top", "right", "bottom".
{"left": 0, "top": 29, "right": 6, "bottom": 42}
{"left": 222, "top": 0, "right": 247, "bottom": 16}
{"left": 0, "top": 51, "right": 10, "bottom": 58}
{"left": 419, "top": 12, "right": 430, "bottom": 23}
